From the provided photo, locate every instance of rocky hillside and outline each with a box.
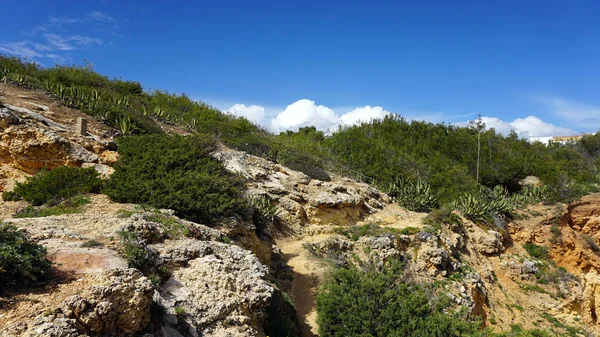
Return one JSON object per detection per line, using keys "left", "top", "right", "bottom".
{"left": 1, "top": 82, "right": 600, "bottom": 337}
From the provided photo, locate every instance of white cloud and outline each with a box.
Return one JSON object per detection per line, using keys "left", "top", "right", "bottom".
{"left": 44, "top": 33, "right": 75, "bottom": 50}
{"left": 225, "top": 104, "right": 265, "bottom": 124}
{"left": 269, "top": 99, "right": 339, "bottom": 132}
{"left": 540, "top": 97, "right": 600, "bottom": 130}
{"left": 458, "top": 115, "right": 578, "bottom": 138}
{"left": 340, "top": 106, "right": 390, "bottom": 126}
{"left": 3, "top": 11, "right": 119, "bottom": 63}
{"left": 224, "top": 99, "right": 391, "bottom": 133}
{"left": 0, "top": 41, "right": 43, "bottom": 59}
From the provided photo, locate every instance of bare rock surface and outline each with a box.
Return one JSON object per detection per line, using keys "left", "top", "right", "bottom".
{"left": 214, "top": 148, "right": 388, "bottom": 230}
{"left": 2, "top": 268, "right": 153, "bottom": 337}
{"left": 158, "top": 241, "right": 274, "bottom": 337}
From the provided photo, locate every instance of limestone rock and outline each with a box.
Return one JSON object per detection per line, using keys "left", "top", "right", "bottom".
{"left": 214, "top": 147, "right": 388, "bottom": 229}
{"left": 0, "top": 124, "right": 97, "bottom": 173}
{"left": 158, "top": 242, "right": 274, "bottom": 337}
{"left": 0, "top": 107, "right": 21, "bottom": 129}
{"left": 474, "top": 230, "right": 505, "bottom": 255}
{"left": 5, "top": 268, "right": 153, "bottom": 337}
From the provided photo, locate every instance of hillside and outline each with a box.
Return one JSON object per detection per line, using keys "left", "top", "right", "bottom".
{"left": 1, "top": 57, "right": 600, "bottom": 337}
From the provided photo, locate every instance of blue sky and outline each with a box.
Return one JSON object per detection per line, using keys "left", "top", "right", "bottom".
{"left": 1, "top": 0, "right": 599, "bottom": 136}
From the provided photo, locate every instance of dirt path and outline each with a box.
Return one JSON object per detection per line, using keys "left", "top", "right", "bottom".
{"left": 275, "top": 205, "right": 428, "bottom": 337}
{"left": 276, "top": 234, "right": 333, "bottom": 337}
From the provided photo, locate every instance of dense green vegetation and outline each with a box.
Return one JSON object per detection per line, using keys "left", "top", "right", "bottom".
{"left": 0, "top": 223, "right": 52, "bottom": 290}
{"left": 316, "top": 265, "right": 573, "bottom": 337}
{"left": 104, "top": 134, "right": 247, "bottom": 224}
{"left": 11, "top": 166, "right": 102, "bottom": 206}
{"left": 316, "top": 265, "right": 559, "bottom": 337}
{"left": 2, "top": 54, "right": 598, "bottom": 209}
{"left": 316, "top": 265, "right": 483, "bottom": 337}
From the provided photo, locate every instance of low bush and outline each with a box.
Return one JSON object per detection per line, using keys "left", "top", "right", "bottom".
{"left": 264, "top": 289, "right": 301, "bottom": 337}
{"left": 14, "top": 195, "right": 90, "bottom": 218}
{"left": 0, "top": 223, "right": 52, "bottom": 289}
{"left": 316, "top": 265, "right": 487, "bottom": 337}
{"left": 14, "top": 167, "right": 102, "bottom": 206}
{"left": 118, "top": 230, "right": 167, "bottom": 286}
{"left": 334, "top": 223, "right": 398, "bottom": 241}
{"left": 2, "top": 190, "right": 22, "bottom": 201}
{"left": 400, "top": 226, "right": 422, "bottom": 235}
{"left": 423, "top": 208, "right": 462, "bottom": 228}
{"left": 80, "top": 240, "right": 103, "bottom": 248}
{"left": 277, "top": 149, "right": 331, "bottom": 181}
{"left": 523, "top": 243, "right": 548, "bottom": 260}
{"left": 105, "top": 134, "right": 247, "bottom": 224}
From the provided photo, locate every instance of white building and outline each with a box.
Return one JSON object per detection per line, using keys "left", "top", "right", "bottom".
{"left": 529, "top": 135, "right": 582, "bottom": 145}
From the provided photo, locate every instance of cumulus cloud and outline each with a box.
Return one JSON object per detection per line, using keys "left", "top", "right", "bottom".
{"left": 259, "top": 99, "right": 392, "bottom": 133}
{"left": 458, "top": 115, "right": 578, "bottom": 138}
{"left": 225, "top": 104, "right": 265, "bottom": 124}
{"left": 340, "top": 106, "right": 390, "bottom": 126}
{"left": 269, "top": 99, "right": 339, "bottom": 132}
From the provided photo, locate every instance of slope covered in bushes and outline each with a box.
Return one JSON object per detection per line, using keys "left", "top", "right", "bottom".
{"left": 104, "top": 134, "right": 247, "bottom": 224}
{"left": 4, "top": 53, "right": 597, "bottom": 205}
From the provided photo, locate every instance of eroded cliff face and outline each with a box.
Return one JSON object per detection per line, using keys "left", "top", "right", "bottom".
{"left": 0, "top": 84, "right": 117, "bottom": 191}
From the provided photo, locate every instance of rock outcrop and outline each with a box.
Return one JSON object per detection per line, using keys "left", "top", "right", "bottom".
{"left": 3, "top": 268, "right": 154, "bottom": 337}
{"left": 214, "top": 149, "right": 388, "bottom": 231}
{"left": 158, "top": 240, "right": 274, "bottom": 337}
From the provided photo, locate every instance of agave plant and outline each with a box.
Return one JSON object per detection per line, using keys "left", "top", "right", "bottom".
{"left": 452, "top": 193, "right": 492, "bottom": 223}
{"left": 153, "top": 106, "right": 165, "bottom": 118}
{"left": 390, "top": 178, "right": 438, "bottom": 212}
{"left": 249, "top": 194, "right": 277, "bottom": 223}
{"left": 115, "top": 115, "right": 135, "bottom": 135}
{"left": 8, "top": 73, "right": 26, "bottom": 86}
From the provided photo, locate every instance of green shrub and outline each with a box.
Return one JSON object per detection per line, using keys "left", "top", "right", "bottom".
{"left": 277, "top": 149, "right": 331, "bottom": 181}
{"left": 105, "top": 134, "right": 247, "bottom": 224}
{"left": 14, "top": 167, "right": 102, "bottom": 206}
{"left": 400, "top": 226, "right": 422, "bottom": 235}
{"left": 523, "top": 243, "right": 548, "bottom": 260}
{"left": 118, "top": 230, "right": 167, "bottom": 286}
{"left": 423, "top": 208, "right": 462, "bottom": 228}
{"left": 0, "top": 223, "right": 52, "bottom": 289}
{"left": 334, "top": 223, "right": 398, "bottom": 241}
{"left": 316, "top": 265, "right": 487, "bottom": 337}
{"left": 174, "top": 306, "right": 186, "bottom": 317}
{"left": 14, "top": 195, "right": 90, "bottom": 218}
{"left": 264, "top": 289, "right": 301, "bottom": 337}
{"left": 2, "top": 190, "right": 22, "bottom": 201}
